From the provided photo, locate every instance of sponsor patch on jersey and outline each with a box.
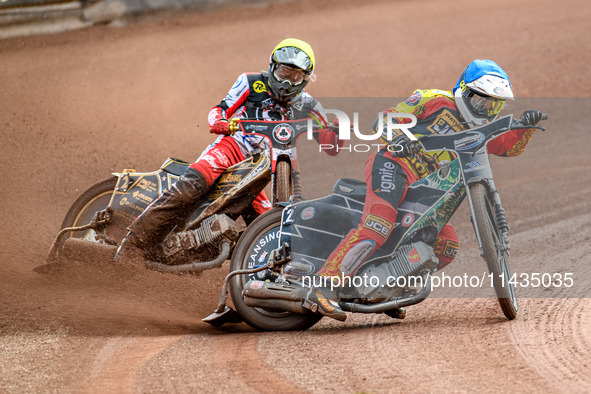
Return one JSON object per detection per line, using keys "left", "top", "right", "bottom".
{"left": 228, "top": 74, "right": 248, "bottom": 99}
{"left": 231, "top": 74, "right": 244, "bottom": 89}
{"left": 363, "top": 215, "right": 393, "bottom": 239}
{"left": 253, "top": 81, "right": 267, "bottom": 93}
{"left": 426, "top": 109, "right": 463, "bottom": 134}
{"left": 405, "top": 91, "right": 422, "bottom": 106}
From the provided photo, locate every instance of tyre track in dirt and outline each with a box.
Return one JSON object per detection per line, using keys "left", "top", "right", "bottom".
{"left": 511, "top": 298, "right": 591, "bottom": 393}
{"left": 248, "top": 189, "right": 591, "bottom": 392}
{"left": 506, "top": 213, "right": 591, "bottom": 393}
{"left": 78, "top": 336, "right": 183, "bottom": 393}
{"left": 213, "top": 333, "right": 304, "bottom": 393}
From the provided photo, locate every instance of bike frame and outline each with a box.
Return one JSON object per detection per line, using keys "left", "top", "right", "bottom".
{"left": 278, "top": 115, "right": 520, "bottom": 274}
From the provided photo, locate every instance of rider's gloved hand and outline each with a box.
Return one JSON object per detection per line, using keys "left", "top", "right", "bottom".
{"left": 394, "top": 137, "right": 421, "bottom": 158}
{"left": 210, "top": 119, "right": 230, "bottom": 135}
{"left": 520, "top": 110, "right": 544, "bottom": 126}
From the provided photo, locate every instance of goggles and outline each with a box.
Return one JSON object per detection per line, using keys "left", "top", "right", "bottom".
{"left": 466, "top": 91, "right": 505, "bottom": 118}
{"left": 273, "top": 64, "right": 308, "bottom": 86}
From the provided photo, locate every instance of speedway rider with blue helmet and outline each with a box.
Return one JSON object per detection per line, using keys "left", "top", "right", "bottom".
{"left": 310, "top": 60, "right": 544, "bottom": 321}
{"left": 118, "top": 38, "right": 340, "bottom": 262}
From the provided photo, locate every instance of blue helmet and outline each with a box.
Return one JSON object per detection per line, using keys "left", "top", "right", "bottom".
{"left": 453, "top": 60, "right": 514, "bottom": 127}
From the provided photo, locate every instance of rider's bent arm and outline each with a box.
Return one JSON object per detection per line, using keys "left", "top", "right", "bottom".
{"left": 208, "top": 73, "right": 251, "bottom": 129}
{"left": 303, "top": 97, "right": 343, "bottom": 156}
{"left": 486, "top": 128, "right": 535, "bottom": 157}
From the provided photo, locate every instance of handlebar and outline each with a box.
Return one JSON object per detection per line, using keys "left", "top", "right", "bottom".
{"left": 228, "top": 119, "right": 240, "bottom": 135}
{"left": 227, "top": 118, "right": 338, "bottom": 136}
{"left": 511, "top": 112, "right": 548, "bottom": 132}
{"left": 416, "top": 112, "right": 548, "bottom": 155}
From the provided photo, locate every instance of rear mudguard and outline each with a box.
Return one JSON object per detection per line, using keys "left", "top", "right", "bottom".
{"left": 187, "top": 151, "right": 271, "bottom": 229}
{"left": 107, "top": 154, "right": 272, "bottom": 242}
{"left": 106, "top": 157, "right": 191, "bottom": 241}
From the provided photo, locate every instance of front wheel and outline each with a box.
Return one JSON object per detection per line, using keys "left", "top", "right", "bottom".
{"left": 470, "top": 183, "right": 518, "bottom": 319}
{"left": 229, "top": 208, "right": 322, "bottom": 330}
{"left": 274, "top": 160, "right": 292, "bottom": 203}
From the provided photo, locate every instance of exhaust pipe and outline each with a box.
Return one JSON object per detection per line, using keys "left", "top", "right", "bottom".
{"left": 242, "top": 274, "right": 432, "bottom": 317}
{"left": 242, "top": 280, "right": 311, "bottom": 314}
{"left": 339, "top": 272, "right": 433, "bottom": 313}
{"left": 243, "top": 297, "right": 310, "bottom": 314}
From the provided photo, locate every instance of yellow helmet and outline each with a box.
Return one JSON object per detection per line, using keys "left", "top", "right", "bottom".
{"left": 268, "top": 38, "right": 315, "bottom": 102}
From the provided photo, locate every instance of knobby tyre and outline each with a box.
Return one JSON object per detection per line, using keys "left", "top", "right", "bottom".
{"left": 229, "top": 207, "right": 322, "bottom": 330}
{"left": 470, "top": 182, "right": 518, "bottom": 319}
{"left": 274, "top": 160, "right": 292, "bottom": 203}
{"left": 61, "top": 177, "right": 118, "bottom": 242}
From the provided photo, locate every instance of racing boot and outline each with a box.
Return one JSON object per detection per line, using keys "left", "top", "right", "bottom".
{"left": 116, "top": 167, "right": 209, "bottom": 262}
{"left": 303, "top": 280, "right": 347, "bottom": 322}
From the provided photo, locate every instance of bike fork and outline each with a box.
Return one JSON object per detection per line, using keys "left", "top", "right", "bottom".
{"left": 467, "top": 179, "right": 511, "bottom": 257}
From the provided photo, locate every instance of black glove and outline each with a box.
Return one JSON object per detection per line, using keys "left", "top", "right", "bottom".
{"left": 520, "top": 110, "right": 544, "bottom": 126}
{"left": 393, "top": 137, "right": 421, "bottom": 158}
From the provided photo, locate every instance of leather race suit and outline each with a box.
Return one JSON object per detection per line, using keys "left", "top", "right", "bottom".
{"left": 127, "top": 72, "right": 338, "bottom": 252}
{"left": 318, "top": 89, "right": 535, "bottom": 277}
{"left": 192, "top": 71, "right": 338, "bottom": 214}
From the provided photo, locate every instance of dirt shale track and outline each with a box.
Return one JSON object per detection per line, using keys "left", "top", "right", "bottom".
{"left": 1, "top": 0, "right": 590, "bottom": 392}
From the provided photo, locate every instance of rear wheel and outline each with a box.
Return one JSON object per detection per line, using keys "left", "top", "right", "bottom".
{"left": 470, "top": 183, "right": 518, "bottom": 320}
{"left": 47, "top": 177, "right": 118, "bottom": 264}
{"left": 230, "top": 208, "right": 322, "bottom": 330}
{"left": 61, "top": 177, "right": 118, "bottom": 241}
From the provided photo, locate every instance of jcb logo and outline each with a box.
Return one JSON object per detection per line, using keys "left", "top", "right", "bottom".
{"left": 363, "top": 215, "right": 392, "bottom": 239}
{"left": 443, "top": 241, "right": 460, "bottom": 258}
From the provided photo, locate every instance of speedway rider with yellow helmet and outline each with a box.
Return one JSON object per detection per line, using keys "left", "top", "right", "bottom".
{"left": 119, "top": 38, "right": 339, "bottom": 262}
{"left": 312, "top": 59, "right": 544, "bottom": 322}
